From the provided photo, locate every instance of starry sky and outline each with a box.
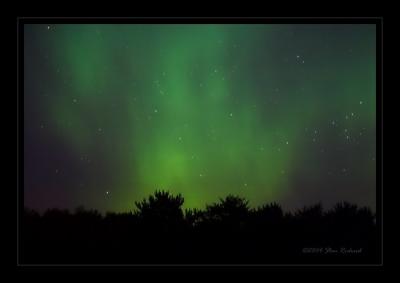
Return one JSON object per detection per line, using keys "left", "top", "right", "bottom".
{"left": 24, "top": 24, "right": 376, "bottom": 213}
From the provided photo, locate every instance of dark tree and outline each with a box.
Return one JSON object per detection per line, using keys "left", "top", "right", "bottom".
{"left": 21, "top": 194, "right": 378, "bottom": 264}
{"left": 134, "top": 190, "right": 185, "bottom": 231}
{"left": 253, "top": 202, "right": 284, "bottom": 222}
{"left": 203, "top": 195, "right": 249, "bottom": 230}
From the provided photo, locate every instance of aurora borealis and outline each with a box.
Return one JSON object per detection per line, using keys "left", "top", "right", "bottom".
{"left": 23, "top": 23, "right": 376, "bottom": 213}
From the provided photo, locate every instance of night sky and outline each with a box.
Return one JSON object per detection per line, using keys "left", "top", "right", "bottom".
{"left": 24, "top": 24, "right": 376, "bottom": 213}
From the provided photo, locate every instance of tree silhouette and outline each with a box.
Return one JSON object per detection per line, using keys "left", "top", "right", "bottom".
{"left": 295, "top": 203, "right": 323, "bottom": 220}
{"left": 254, "top": 202, "right": 283, "bottom": 222}
{"left": 203, "top": 195, "right": 249, "bottom": 229}
{"left": 206, "top": 195, "right": 249, "bottom": 219}
{"left": 184, "top": 208, "right": 203, "bottom": 227}
{"left": 134, "top": 190, "right": 185, "bottom": 231}
{"left": 21, "top": 192, "right": 378, "bottom": 264}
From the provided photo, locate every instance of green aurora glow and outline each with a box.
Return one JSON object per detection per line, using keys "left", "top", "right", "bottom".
{"left": 24, "top": 24, "right": 376, "bottom": 213}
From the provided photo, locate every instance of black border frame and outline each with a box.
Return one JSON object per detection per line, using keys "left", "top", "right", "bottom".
{"left": 17, "top": 17, "right": 383, "bottom": 269}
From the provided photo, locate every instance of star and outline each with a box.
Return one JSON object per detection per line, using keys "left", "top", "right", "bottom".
{"left": 23, "top": 24, "right": 376, "bottom": 216}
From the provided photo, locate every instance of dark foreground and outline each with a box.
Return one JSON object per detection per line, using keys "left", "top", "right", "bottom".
{"left": 21, "top": 192, "right": 379, "bottom": 264}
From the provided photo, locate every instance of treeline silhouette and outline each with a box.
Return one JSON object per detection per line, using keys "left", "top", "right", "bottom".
{"left": 21, "top": 191, "right": 378, "bottom": 264}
